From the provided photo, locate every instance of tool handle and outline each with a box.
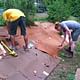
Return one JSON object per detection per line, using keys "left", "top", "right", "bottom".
{"left": 1, "top": 41, "right": 12, "bottom": 53}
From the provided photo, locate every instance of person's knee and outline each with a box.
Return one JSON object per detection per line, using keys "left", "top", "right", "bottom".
{"left": 24, "top": 36, "right": 28, "bottom": 40}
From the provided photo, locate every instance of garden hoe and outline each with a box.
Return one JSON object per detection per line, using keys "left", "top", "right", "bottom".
{"left": 0, "top": 41, "right": 18, "bottom": 57}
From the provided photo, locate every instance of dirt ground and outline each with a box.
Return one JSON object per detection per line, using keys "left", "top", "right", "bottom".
{"left": 0, "top": 22, "right": 80, "bottom": 80}
{"left": 29, "top": 22, "right": 80, "bottom": 80}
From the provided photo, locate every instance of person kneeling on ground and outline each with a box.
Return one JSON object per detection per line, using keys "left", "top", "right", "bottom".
{"left": 55, "top": 20, "right": 80, "bottom": 58}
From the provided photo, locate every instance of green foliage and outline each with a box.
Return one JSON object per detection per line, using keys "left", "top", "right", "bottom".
{"left": 3, "top": 0, "right": 36, "bottom": 26}
{"left": 66, "top": 73, "right": 75, "bottom": 80}
{"left": 43, "top": 0, "right": 80, "bottom": 22}
{"left": 0, "top": 1, "right": 4, "bottom": 7}
{"left": 70, "top": 0, "right": 80, "bottom": 17}
{"left": 44, "top": 0, "right": 71, "bottom": 22}
{"left": 59, "top": 52, "right": 66, "bottom": 58}
{"left": 43, "top": 0, "right": 54, "bottom": 6}
{"left": 75, "top": 41, "right": 80, "bottom": 54}
{"left": 67, "top": 16, "right": 80, "bottom": 22}
{"left": 1, "top": 0, "right": 80, "bottom": 25}
{"left": 0, "top": 15, "right": 5, "bottom": 26}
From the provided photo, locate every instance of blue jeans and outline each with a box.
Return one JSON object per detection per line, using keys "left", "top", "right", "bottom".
{"left": 71, "top": 28, "right": 80, "bottom": 41}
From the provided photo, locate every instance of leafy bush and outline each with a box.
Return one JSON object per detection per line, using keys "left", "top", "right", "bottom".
{"left": 43, "top": 0, "right": 80, "bottom": 22}
{"left": 44, "top": 0, "right": 71, "bottom": 22}
{"left": 67, "top": 16, "right": 80, "bottom": 22}
{"left": 75, "top": 41, "right": 80, "bottom": 54}
{"left": 71, "top": 0, "right": 80, "bottom": 17}
{"left": 4, "top": 0, "right": 36, "bottom": 26}
{"left": 0, "top": 15, "right": 5, "bottom": 26}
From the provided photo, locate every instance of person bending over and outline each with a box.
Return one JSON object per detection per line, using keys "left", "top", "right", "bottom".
{"left": 55, "top": 20, "right": 80, "bottom": 57}
{"left": 3, "top": 9, "right": 28, "bottom": 51}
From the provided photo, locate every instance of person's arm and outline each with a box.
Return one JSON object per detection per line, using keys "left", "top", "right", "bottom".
{"left": 64, "top": 25, "right": 72, "bottom": 44}
{"left": 59, "top": 24, "right": 72, "bottom": 47}
{"left": 59, "top": 31, "right": 66, "bottom": 47}
{"left": 66, "top": 28, "right": 72, "bottom": 46}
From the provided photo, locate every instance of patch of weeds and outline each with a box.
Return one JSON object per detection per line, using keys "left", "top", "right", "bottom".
{"left": 47, "top": 41, "right": 80, "bottom": 80}
{"left": 59, "top": 51, "right": 66, "bottom": 59}
{"left": 66, "top": 72, "right": 75, "bottom": 80}
{"left": 67, "top": 16, "right": 79, "bottom": 22}
{"left": 58, "top": 71, "right": 75, "bottom": 80}
{"left": 75, "top": 41, "right": 80, "bottom": 54}
{"left": 0, "top": 15, "right": 5, "bottom": 26}
{"left": 59, "top": 49, "right": 69, "bottom": 59}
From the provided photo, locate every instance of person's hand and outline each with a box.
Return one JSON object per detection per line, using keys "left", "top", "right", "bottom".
{"left": 57, "top": 44, "right": 63, "bottom": 49}
{"left": 58, "top": 44, "right": 63, "bottom": 47}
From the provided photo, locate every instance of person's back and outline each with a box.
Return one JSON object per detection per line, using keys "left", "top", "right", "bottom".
{"left": 3, "top": 9, "right": 25, "bottom": 22}
{"left": 60, "top": 20, "right": 80, "bottom": 30}
{"left": 57, "top": 20, "right": 80, "bottom": 58}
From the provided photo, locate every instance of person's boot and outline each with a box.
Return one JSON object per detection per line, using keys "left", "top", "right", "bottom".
{"left": 70, "top": 51, "right": 73, "bottom": 58}
{"left": 9, "top": 45, "right": 17, "bottom": 51}
{"left": 64, "top": 47, "right": 73, "bottom": 58}
{"left": 23, "top": 44, "right": 28, "bottom": 51}
{"left": 66, "top": 50, "right": 73, "bottom": 58}
{"left": 64, "top": 47, "right": 71, "bottom": 51}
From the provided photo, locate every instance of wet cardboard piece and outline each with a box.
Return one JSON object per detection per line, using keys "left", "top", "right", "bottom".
{"left": 0, "top": 48, "right": 60, "bottom": 80}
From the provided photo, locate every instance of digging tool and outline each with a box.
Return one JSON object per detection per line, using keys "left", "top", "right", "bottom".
{"left": 0, "top": 41, "right": 18, "bottom": 57}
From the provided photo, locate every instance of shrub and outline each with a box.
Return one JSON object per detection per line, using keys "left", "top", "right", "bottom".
{"left": 0, "top": 15, "right": 5, "bottom": 26}
{"left": 67, "top": 16, "right": 80, "bottom": 22}
{"left": 47, "top": 0, "right": 71, "bottom": 22}
{"left": 4, "top": 0, "right": 36, "bottom": 26}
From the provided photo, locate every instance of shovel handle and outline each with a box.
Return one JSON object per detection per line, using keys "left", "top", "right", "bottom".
{"left": 1, "top": 41, "right": 11, "bottom": 52}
